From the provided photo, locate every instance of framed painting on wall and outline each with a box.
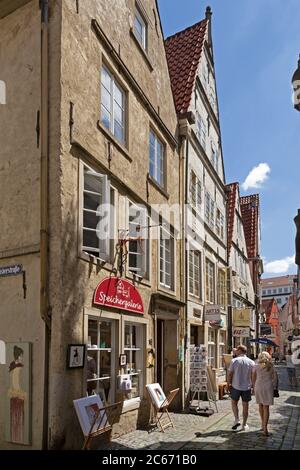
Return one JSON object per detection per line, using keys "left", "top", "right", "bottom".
{"left": 5, "top": 342, "right": 32, "bottom": 445}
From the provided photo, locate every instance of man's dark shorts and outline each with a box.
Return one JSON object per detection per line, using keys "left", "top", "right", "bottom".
{"left": 231, "top": 387, "right": 252, "bottom": 402}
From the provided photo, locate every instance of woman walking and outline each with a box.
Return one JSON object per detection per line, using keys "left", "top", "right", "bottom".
{"left": 252, "top": 352, "right": 278, "bottom": 437}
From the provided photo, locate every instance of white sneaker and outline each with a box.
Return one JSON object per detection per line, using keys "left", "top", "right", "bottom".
{"left": 232, "top": 421, "right": 241, "bottom": 431}
{"left": 241, "top": 424, "right": 249, "bottom": 431}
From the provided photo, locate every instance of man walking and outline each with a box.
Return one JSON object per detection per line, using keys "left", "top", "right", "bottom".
{"left": 228, "top": 344, "right": 255, "bottom": 431}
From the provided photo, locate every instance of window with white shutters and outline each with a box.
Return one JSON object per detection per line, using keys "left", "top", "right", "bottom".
{"left": 82, "top": 163, "right": 112, "bottom": 261}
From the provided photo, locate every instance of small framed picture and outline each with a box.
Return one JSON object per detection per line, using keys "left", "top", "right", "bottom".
{"left": 119, "top": 354, "right": 127, "bottom": 367}
{"left": 67, "top": 344, "right": 86, "bottom": 369}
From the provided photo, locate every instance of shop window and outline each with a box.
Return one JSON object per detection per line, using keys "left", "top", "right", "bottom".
{"left": 82, "top": 163, "right": 114, "bottom": 262}
{"left": 149, "top": 129, "right": 165, "bottom": 188}
{"left": 87, "top": 319, "right": 116, "bottom": 403}
{"left": 205, "top": 258, "right": 215, "bottom": 303}
{"left": 159, "top": 225, "right": 175, "bottom": 290}
{"left": 134, "top": 4, "right": 147, "bottom": 50}
{"left": 189, "top": 170, "right": 202, "bottom": 213}
{"left": 208, "top": 328, "right": 216, "bottom": 369}
{"left": 189, "top": 250, "right": 201, "bottom": 298}
{"left": 124, "top": 323, "right": 144, "bottom": 400}
{"left": 128, "top": 201, "right": 149, "bottom": 278}
{"left": 101, "top": 65, "right": 126, "bottom": 145}
{"left": 219, "top": 330, "right": 226, "bottom": 368}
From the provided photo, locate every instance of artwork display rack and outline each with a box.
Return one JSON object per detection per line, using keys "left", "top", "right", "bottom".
{"left": 189, "top": 345, "right": 218, "bottom": 413}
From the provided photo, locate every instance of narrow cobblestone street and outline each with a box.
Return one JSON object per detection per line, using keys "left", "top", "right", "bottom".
{"left": 106, "top": 366, "right": 300, "bottom": 450}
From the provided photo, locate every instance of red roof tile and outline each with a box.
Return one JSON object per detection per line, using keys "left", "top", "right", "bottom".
{"left": 240, "top": 194, "right": 260, "bottom": 259}
{"left": 165, "top": 19, "right": 208, "bottom": 115}
{"left": 226, "top": 182, "right": 239, "bottom": 256}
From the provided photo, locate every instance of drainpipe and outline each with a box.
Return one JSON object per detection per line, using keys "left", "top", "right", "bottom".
{"left": 184, "top": 137, "right": 189, "bottom": 408}
{"left": 178, "top": 130, "right": 187, "bottom": 410}
{"left": 40, "top": 0, "right": 51, "bottom": 450}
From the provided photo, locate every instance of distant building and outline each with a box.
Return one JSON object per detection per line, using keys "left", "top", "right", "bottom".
{"left": 260, "top": 299, "right": 280, "bottom": 351}
{"left": 261, "top": 275, "right": 297, "bottom": 307}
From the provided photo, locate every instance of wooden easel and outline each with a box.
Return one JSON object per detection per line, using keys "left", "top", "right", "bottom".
{"left": 82, "top": 401, "right": 122, "bottom": 450}
{"left": 148, "top": 388, "right": 179, "bottom": 433}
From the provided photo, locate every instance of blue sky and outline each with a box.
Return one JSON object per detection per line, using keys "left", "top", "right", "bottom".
{"left": 158, "top": 0, "right": 300, "bottom": 277}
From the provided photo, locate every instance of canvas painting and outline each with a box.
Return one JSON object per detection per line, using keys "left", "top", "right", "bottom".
{"left": 5, "top": 342, "right": 32, "bottom": 445}
{"left": 73, "top": 394, "right": 107, "bottom": 437}
{"left": 146, "top": 383, "right": 166, "bottom": 409}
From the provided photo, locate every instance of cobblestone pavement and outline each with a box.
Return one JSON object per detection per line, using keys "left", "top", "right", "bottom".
{"left": 104, "top": 365, "right": 300, "bottom": 450}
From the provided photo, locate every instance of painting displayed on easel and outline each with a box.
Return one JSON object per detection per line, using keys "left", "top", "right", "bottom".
{"left": 5, "top": 342, "right": 32, "bottom": 445}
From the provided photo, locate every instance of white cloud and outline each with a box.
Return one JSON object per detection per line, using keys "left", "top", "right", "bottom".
{"left": 264, "top": 256, "right": 295, "bottom": 274}
{"left": 242, "top": 163, "right": 271, "bottom": 191}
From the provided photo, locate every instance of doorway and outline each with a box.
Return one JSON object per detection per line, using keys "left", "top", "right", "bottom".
{"left": 156, "top": 318, "right": 178, "bottom": 394}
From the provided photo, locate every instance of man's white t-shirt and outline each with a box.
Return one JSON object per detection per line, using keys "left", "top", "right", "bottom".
{"left": 229, "top": 355, "right": 255, "bottom": 391}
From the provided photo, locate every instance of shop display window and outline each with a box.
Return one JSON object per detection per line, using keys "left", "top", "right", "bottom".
{"left": 124, "top": 323, "right": 144, "bottom": 400}
{"left": 86, "top": 319, "right": 116, "bottom": 403}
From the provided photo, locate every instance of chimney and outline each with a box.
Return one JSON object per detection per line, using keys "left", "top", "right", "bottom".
{"left": 205, "top": 6, "right": 213, "bottom": 50}
{"left": 205, "top": 5, "right": 212, "bottom": 21}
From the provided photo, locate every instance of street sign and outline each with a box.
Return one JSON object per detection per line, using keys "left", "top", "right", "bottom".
{"left": 233, "top": 327, "right": 250, "bottom": 337}
{"left": 233, "top": 308, "right": 251, "bottom": 327}
{"left": 204, "top": 305, "right": 221, "bottom": 322}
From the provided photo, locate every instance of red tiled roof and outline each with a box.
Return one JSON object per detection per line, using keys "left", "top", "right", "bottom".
{"left": 165, "top": 19, "right": 208, "bottom": 115}
{"left": 225, "top": 182, "right": 239, "bottom": 256}
{"left": 261, "top": 298, "right": 279, "bottom": 322}
{"left": 240, "top": 194, "right": 260, "bottom": 259}
{"left": 261, "top": 275, "right": 297, "bottom": 287}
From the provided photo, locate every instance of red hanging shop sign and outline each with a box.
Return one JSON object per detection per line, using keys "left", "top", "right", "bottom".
{"left": 94, "top": 277, "right": 144, "bottom": 315}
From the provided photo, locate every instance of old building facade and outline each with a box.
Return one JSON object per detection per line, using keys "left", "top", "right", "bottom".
{"left": 226, "top": 183, "right": 255, "bottom": 351}
{"left": 0, "top": 0, "right": 185, "bottom": 450}
{"left": 239, "top": 194, "right": 263, "bottom": 355}
{"left": 165, "top": 8, "right": 228, "bottom": 392}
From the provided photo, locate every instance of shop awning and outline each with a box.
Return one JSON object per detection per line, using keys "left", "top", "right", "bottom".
{"left": 249, "top": 338, "right": 278, "bottom": 347}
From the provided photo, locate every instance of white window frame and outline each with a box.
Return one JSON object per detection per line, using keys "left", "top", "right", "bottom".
{"left": 189, "top": 170, "right": 202, "bottom": 213}
{"left": 134, "top": 5, "right": 147, "bottom": 50}
{"left": 124, "top": 322, "right": 144, "bottom": 402}
{"left": 208, "top": 328, "right": 216, "bottom": 368}
{"left": 216, "top": 208, "right": 224, "bottom": 240}
{"left": 101, "top": 65, "right": 126, "bottom": 144}
{"left": 205, "top": 258, "right": 215, "bottom": 304}
{"left": 202, "top": 62, "right": 208, "bottom": 90}
{"left": 159, "top": 225, "right": 175, "bottom": 290}
{"left": 189, "top": 250, "right": 202, "bottom": 298}
{"left": 219, "top": 330, "right": 226, "bottom": 369}
{"left": 211, "top": 142, "right": 218, "bottom": 171}
{"left": 81, "top": 162, "right": 112, "bottom": 261}
{"left": 217, "top": 268, "right": 226, "bottom": 308}
{"left": 127, "top": 200, "right": 148, "bottom": 278}
{"left": 196, "top": 112, "right": 206, "bottom": 150}
{"left": 204, "top": 192, "right": 215, "bottom": 230}
{"left": 86, "top": 318, "right": 116, "bottom": 403}
{"left": 149, "top": 129, "right": 165, "bottom": 188}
